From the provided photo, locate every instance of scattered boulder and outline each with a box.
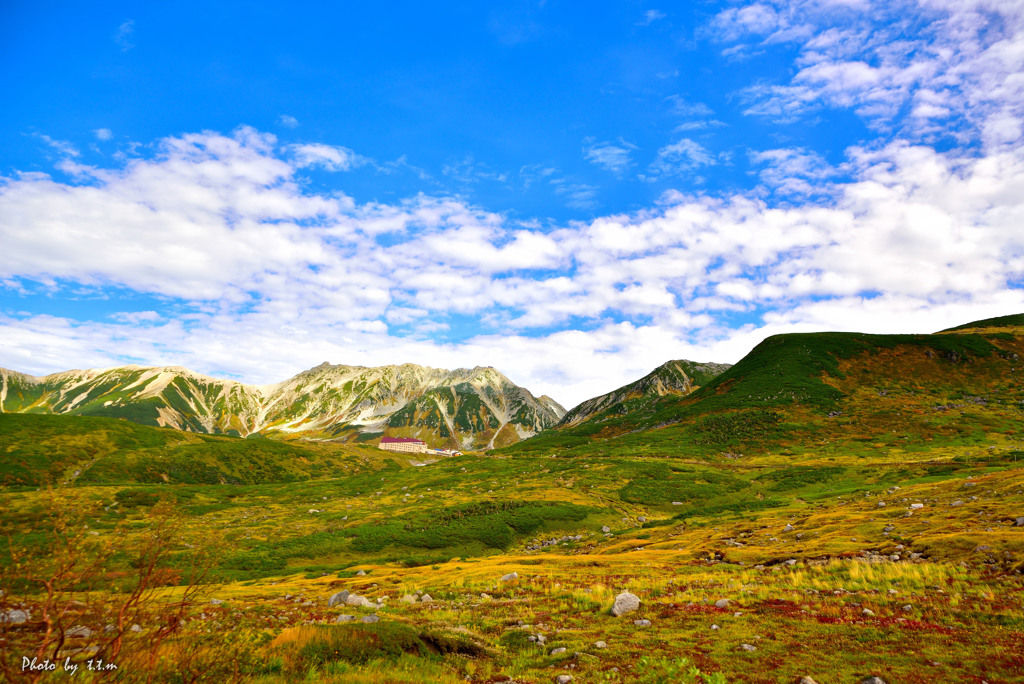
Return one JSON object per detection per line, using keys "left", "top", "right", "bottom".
{"left": 859, "top": 678, "right": 887, "bottom": 684}
{"left": 595, "top": 640, "right": 607, "bottom": 649}
{"left": 500, "top": 572, "right": 519, "bottom": 582}
{"left": 877, "top": 501, "right": 886, "bottom": 508}
{"left": 130, "top": 624, "right": 142, "bottom": 633}
{"left": 783, "top": 524, "right": 794, "bottom": 532}
{"left": 328, "top": 591, "right": 350, "bottom": 607}
{"left": 345, "top": 594, "right": 373, "bottom": 608}
{"left": 601, "top": 526, "right": 611, "bottom": 533}
{"left": 910, "top": 503, "right": 924, "bottom": 510}
{"left": 1014, "top": 517, "right": 1024, "bottom": 527}
{"left": 739, "top": 643, "right": 756, "bottom": 652}
{"left": 672, "top": 501, "right": 684, "bottom": 506}
{"left": 66, "top": 625, "right": 93, "bottom": 638}
{"left": 902, "top": 604, "right": 913, "bottom": 613}
{"left": 335, "top": 614, "right": 355, "bottom": 622}
{"left": 797, "top": 678, "right": 819, "bottom": 684}
{"left": 556, "top": 675, "right": 574, "bottom": 684}
{"left": 420, "top": 594, "right": 434, "bottom": 603}
{"left": 0, "top": 609, "right": 29, "bottom": 624}
{"left": 550, "top": 647, "right": 567, "bottom": 655}
{"left": 356, "top": 569, "right": 367, "bottom": 577}
{"left": 361, "top": 615, "right": 380, "bottom": 624}
{"left": 633, "top": 619, "right": 651, "bottom": 627}
{"left": 400, "top": 594, "right": 417, "bottom": 604}
{"left": 784, "top": 559, "right": 798, "bottom": 566}
{"left": 714, "top": 599, "right": 731, "bottom": 609}
{"left": 861, "top": 608, "right": 875, "bottom": 617}
{"left": 711, "top": 624, "right": 720, "bottom": 630}
{"left": 611, "top": 591, "right": 641, "bottom": 617}
{"left": 209, "top": 598, "right": 223, "bottom": 606}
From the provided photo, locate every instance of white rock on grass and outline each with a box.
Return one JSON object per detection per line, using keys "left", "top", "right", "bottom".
{"left": 633, "top": 619, "right": 651, "bottom": 627}
{"left": 611, "top": 592, "right": 640, "bottom": 617}
{"left": 335, "top": 614, "right": 355, "bottom": 622}
{"left": 420, "top": 594, "right": 434, "bottom": 603}
{"left": 400, "top": 594, "right": 417, "bottom": 604}
{"left": 594, "top": 640, "right": 607, "bottom": 648}
{"left": 550, "top": 647, "right": 567, "bottom": 655}
{"left": 328, "top": 591, "right": 350, "bottom": 606}
{"left": 739, "top": 643, "right": 756, "bottom": 652}
{"left": 0, "top": 609, "right": 29, "bottom": 624}
{"left": 556, "top": 675, "right": 574, "bottom": 684}
{"left": 500, "top": 572, "right": 519, "bottom": 582}
{"left": 714, "top": 599, "right": 731, "bottom": 609}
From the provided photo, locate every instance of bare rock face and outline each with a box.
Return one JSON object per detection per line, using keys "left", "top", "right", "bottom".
{"left": 611, "top": 591, "right": 640, "bottom": 617}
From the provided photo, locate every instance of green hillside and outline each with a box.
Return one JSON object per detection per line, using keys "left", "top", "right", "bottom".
{"left": 504, "top": 315, "right": 1024, "bottom": 458}
{"left": 0, "top": 413, "right": 391, "bottom": 487}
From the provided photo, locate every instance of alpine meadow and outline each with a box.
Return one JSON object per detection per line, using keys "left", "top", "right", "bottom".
{"left": 3, "top": 1, "right": 1024, "bottom": 683}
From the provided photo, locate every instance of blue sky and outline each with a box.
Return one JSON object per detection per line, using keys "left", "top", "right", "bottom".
{"left": 2, "top": 0, "right": 1024, "bottom": 407}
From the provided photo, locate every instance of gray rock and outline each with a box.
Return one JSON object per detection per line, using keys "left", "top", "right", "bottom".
{"left": 209, "top": 598, "right": 223, "bottom": 605}
{"left": 633, "top": 619, "right": 651, "bottom": 627}
{"left": 739, "top": 643, "right": 756, "bottom": 652}
{"left": 784, "top": 559, "right": 798, "bottom": 566}
{"left": 66, "top": 625, "right": 93, "bottom": 638}
{"left": 500, "top": 572, "right": 519, "bottom": 582}
{"left": 877, "top": 501, "right": 886, "bottom": 508}
{"left": 711, "top": 624, "right": 720, "bottom": 630}
{"left": 783, "top": 524, "right": 794, "bottom": 532}
{"left": 861, "top": 608, "right": 875, "bottom": 617}
{"left": 860, "top": 678, "right": 888, "bottom": 684}
{"left": 594, "top": 640, "right": 607, "bottom": 648}
{"left": 637, "top": 516, "right": 647, "bottom": 523}
{"left": 420, "top": 594, "right": 433, "bottom": 603}
{"left": 902, "top": 604, "right": 913, "bottom": 612}
{"left": 0, "top": 609, "right": 29, "bottom": 624}
{"left": 361, "top": 614, "right": 379, "bottom": 624}
{"left": 550, "top": 647, "right": 567, "bottom": 655}
{"left": 130, "top": 624, "right": 142, "bottom": 633}
{"left": 400, "top": 594, "right": 417, "bottom": 604}
{"left": 611, "top": 591, "right": 641, "bottom": 617}
{"left": 537, "top": 634, "right": 546, "bottom": 644}
{"left": 335, "top": 614, "right": 355, "bottom": 622}
{"left": 797, "top": 678, "right": 819, "bottom": 684}
{"left": 356, "top": 569, "right": 367, "bottom": 576}
{"left": 345, "top": 594, "right": 373, "bottom": 608}
{"left": 328, "top": 590, "right": 350, "bottom": 606}
{"left": 1014, "top": 517, "right": 1024, "bottom": 527}
{"left": 601, "top": 526, "right": 611, "bottom": 533}
{"left": 672, "top": 501, "right": 683, "bottom": 506}
{"left": 556, "top": 675, "right": 574, "bottom": 684}
{"left": 951, "top": 501, "right": 963, "bottom": 507}
{"left": 714, "top": 599, "right": 731, "bottom": 609}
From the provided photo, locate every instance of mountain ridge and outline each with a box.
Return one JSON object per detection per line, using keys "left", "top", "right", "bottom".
{"left": 0, "top": 361, "right": 566, "bottom": 451}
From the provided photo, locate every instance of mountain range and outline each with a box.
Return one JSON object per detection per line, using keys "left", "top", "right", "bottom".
{"left": 0, "top": 362, "right": 567, "bottom": 451}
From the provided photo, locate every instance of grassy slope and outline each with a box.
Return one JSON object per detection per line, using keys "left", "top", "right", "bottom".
{"left": 2, "top": 314, "right": 1024, "bottom": 682}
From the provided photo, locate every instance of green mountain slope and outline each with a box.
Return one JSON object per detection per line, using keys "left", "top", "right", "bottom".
{"left": 505, "top": 313, "right": 1024, "bottom": 457}
{"left": 0, "top": 413, "right": 388, "bottom": 487}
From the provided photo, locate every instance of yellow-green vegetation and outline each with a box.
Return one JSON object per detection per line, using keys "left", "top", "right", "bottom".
{"left": 3, "top": 315, "right": 1024, "bottom": 682}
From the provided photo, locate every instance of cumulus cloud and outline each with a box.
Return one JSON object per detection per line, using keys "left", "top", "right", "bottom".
{"left": 94, "top": 128, "right": 113, "bottom": 141}
{"left": 646, "top": 138, "right": 717, "bottom": 178}
{"left": 638, "top": 10, "right": 667, "bottom": 26}
{"left": 583, "top": 139, "right": 637, "bottom": 173}
{"left": 278, "top": 115, "right": 299, "bottom": 128}
{"left": 288, "top": 143, "right": 364, "bottom": 171}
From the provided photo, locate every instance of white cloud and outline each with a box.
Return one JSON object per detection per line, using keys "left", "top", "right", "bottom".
{"left": 278, "top": 115, "right": 299, "bottom": 128}
{"left": 94, "top": 128, "right": 113, "bottom": 141}
{"left": 638, "top": 10, "right": 666, "bottom": 26}
{"left": 288, "top": 143, "right": 364, "bottom": 171}
{"left": 3, "top": 115, "right": 1024, "bottom": 407}
{"left": 583, "top": 139, "right": 637, "bottom": 173}
{"left": 114, "top": 20, "right": 134, "bottom": 52}
{"left": 646, "top": 138, "right": 717, "bottom": 178}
